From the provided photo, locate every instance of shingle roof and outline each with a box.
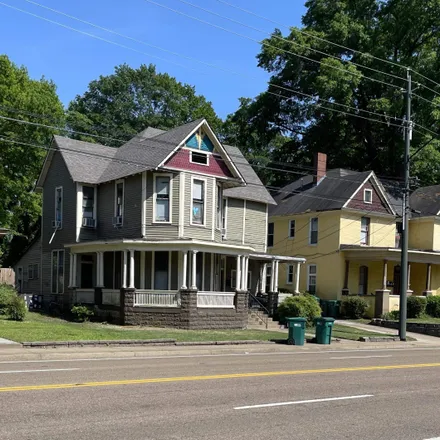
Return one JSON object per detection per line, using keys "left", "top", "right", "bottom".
{"left": 53, "top": 135, "right": 117, "bottom": 184}
{"left": 223, "top": 145, "right": 276, "bottom": 205}
{"left": 50, "top": 120, "right": 273, "bottom": 205}
{"left": 410, "top": 184, "right": 440, "bottom": 216}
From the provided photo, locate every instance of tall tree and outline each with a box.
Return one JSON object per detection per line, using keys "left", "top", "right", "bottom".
{"left": 0, "top": 55, "right": 64, "bottom": 265}
{"left": 67, "top": 64, "right": 222, "bottom": 146}
{"left": 224, "top": 0, "right": 440, "bottom": 186}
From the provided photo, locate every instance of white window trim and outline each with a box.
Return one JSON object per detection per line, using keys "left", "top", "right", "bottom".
{"left": 153, "top": 173, "right": 173, "bottom": 224}
{"left": 190, "top": 176, "right": 207, "bottom": 227}
{"left": 81, "top": 184, "right": 97, "bottom": 228}
{"left": 309, "top": 217, "right": 318, "bottom": 245}
{"left": 189, "top": 150, "right": 210, "bottom": 167}
{"left": 114, "top": 179, "right": 125, "bottom": 225}
{"left": 288, "top": 219, "right": 296, "bottom": 239}
{"left": 307, "top": 264, "right": 317, "bottom": 293}
{"left": 364, "top": 188, "right": 373, "bottom": 204}
{"left": 54, "top": 186, "right": 63, "bottom": 229}
{"left": 360, "top": 217, "right": 370, "bottom": 245}
{"left": 286, "top": 264, "right": 294, "bottom": 284}
{"left": 51, "top": 249, "right": 65, "bottom": 294}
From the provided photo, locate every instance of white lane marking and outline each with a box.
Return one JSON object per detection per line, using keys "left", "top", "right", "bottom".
{"left": 0, "top": 368, "right": 80, "bottom": 374}
{"left": 423, "top": 438, "right": 440, "bottom": 440}
{"left": 234, "top": 394, "right": 374, "bottom": 410}
{"left": 330, "top": 355, "right": 392, "bottom": 360}
{"left": 0, "top": 347, "right": 439, "bottom": 365}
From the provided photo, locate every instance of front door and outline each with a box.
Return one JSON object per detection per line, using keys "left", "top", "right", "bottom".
{"left": 81, "top": 261, "right": 94, "bottom": 288}
{"left": 393, "top": 265, "right": 401, "bottom": 295}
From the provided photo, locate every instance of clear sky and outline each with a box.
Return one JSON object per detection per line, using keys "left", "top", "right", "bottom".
{"left": 0, "top": 0, "right": 306, "bottom": 119}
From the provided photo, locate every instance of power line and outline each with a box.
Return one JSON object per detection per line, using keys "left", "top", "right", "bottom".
{"left": 142, "top": 0, "right": 404, "bottom": 91}
{"left": 171, "top": 0, "right": 406, "bottom": 83}
{"left": 0, "top": 1, "right": 202, "bottom": 73}
{"left": 214, "top": 0, "right": 440, "bottom": 97}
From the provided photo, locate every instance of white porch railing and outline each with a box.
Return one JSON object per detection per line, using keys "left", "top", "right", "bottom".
{"left": 134, "top": 290, "right": 180, "bottom": 307}
{"left": 76, "top": 289, "right": 95, "bottom": 304}
{"left": 197, "top": 292, "right": 235, "bottom": 308}
{"left": 102, "top": 289, "right": 120, "bottom": 306}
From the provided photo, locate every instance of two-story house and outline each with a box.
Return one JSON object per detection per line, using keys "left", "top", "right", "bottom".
{"left": 15, "top": 118, "right": 303, "bottom": 328}
{"left": 268, "top": 153, "right": 440, "bottom": 317}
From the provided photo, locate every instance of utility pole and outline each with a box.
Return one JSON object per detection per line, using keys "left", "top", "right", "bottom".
{"left": 399, "top": 68, "right": 412, "bottom": 341}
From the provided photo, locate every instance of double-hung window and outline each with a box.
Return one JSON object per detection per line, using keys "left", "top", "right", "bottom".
{"left": 267, "top": 222, "right": 274, "bottom": 247}
{"left": 155, "top": 176, "right": 171, "bottom": 222}
{"left": 82, "top": 186, "right": 96, "bottom": 227}
{"left": 360, "top": 217, "right": 370, "bottom": 245}
{"left": 309, "top": 217, "right": 318, "bottom": 245}
{"left": 114, "top": 181, "right": 124, "bottom": 224}
{"left": 307, "top": 264, "right": 317, "bottom": 294}
{"left": 216, "top": 184, "right": 223, "bottom": 229}
{"left": 54, "top": 186, "right": 63, "bottom": 228}
{"left": 51, "top": 250, "right": 65, "bottom": 294}
{"left": 287, "top": 264, "right": 294, "bottom": 284}
{"left": 192, "top": 179, "right": 205, "bottom": 225}
{"left": 289, "top": 220, "right": 296, "bottom": 239}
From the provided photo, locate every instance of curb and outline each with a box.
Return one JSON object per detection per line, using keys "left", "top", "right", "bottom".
{"left": 21, "top": 339, "right": 269, "bottom": 348}
{"left": 359, "top": 336, "right": 401, "bottom": 342}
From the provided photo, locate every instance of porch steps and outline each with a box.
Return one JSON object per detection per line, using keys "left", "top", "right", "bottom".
{"left": 247, "top": 311, "right": 285, "bottom": 331}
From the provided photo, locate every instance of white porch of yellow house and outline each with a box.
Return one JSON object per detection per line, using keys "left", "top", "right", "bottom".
{"left": 340, "top": 245, "right": 440, "bottom": 317}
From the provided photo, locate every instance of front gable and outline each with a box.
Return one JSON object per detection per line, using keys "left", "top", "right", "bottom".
{"left": 344, "top": 172, "right": 395, "bottom": 215}
{"left": 160, "top": 121, "right": 242, "bottom": 181}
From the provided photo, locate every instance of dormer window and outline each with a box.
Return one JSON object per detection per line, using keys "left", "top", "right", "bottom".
{"left": 364, "top": 189, "right": 373, "bottom": 204}
{"left": 190, "top": 151, "right": 209, "bottom": 166}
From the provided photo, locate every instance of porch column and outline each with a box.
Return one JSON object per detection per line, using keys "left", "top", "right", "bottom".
{"left": 426, "top": 263, "right": 432, "bottom": 292}
{"left": 274, "top": 260, "right": 279, "bottom": 293}
{"left": 69, "top": 253, "right": 74, "bottom": 288}
{"left": 407, "top": 263, "right": 412, "bottom": 294}
{"left": 269, "top": 261, "right": 275, "bottom": 292}
{"left": 140, "top": 251, "right": 145, "bottom": 289}
{"left": 181, "top": 251, "right": 188, "bottom": 289}
{"left": 245, "top": 256, "right": 249, "bottom": 291}
{"left": 382, "top": 260, "right": 388, "bottom": 290}
{"left": 259, "top": 263, "right": 265, "bottom": 294}
{"left": 122, "top": 250, "right": 127, "bottom": 289}
{"left": 96, "top": 252, "right": 104, "bottom": 288}
{"left": 241, "top": 256, "right": 247, "bottom": 291}
{"left": 191, "top": 250, "right": 198, "bottom": 290}
{"left": 72, "top": 253, "right": 77, "bottom": 288}
{"left": 294, "top": 262, "right": 301, "bottom": 295}
{"left": 129, "top": 250, "right": 135, "bottom": 289}
{"left": 342, "top": 260, "right": 350, "bottom": 295}
{"left": 236, "top": 255, "right": 242, "bottom": 291}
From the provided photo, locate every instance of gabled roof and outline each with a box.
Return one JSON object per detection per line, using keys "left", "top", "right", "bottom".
{"left": 36, "top": 119, "right": 274, "bottom": 205}
{"left": 270, "top": 168, "right": 396, "bottom": 216}
{"left": 410, "top": 184, "right": 440, "bottom": 217}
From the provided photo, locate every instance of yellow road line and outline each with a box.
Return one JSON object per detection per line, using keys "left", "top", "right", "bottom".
{"left": 1, "top": 362, "right": 440, "bottom": 393}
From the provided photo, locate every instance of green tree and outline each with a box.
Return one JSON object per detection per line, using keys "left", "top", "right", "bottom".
{"left": 0, "top": 55, "right": 64, "bottom": 264}
{"left": 67, "top": 64, "right": 222, "bottom": 146}
{"left": 224, "top": 0, "right": 440, "bottom": 185}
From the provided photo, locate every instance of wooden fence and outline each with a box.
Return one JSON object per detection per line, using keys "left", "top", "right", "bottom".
{"left": 0, "top": 268, "right": 15, "bottom": 286}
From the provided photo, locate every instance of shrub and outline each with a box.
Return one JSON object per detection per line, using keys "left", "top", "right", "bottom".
{"left": 71, "top": 305, "right": 94, "bottom": 322}
{"left": 277, "top": 294, "right": 322, "bottom": 326}
{"left": 7, "top": 295, "right": 27, "bottom": 321}
{"left": 426, "top": 296, "right": 440, "bottom": 318}
{"left": 407, "top": 296, "right": 426, "bottom": 318}
{"left": 0, "top": 284, "right": 16, "bottom": 315}
{"left": 341, "top": 296, "right": 369, "bottom": 319}
{"left": 382, "top": 310, "right": 400, "bottom": 321}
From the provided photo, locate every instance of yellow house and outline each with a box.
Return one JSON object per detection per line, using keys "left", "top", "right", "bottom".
{"left": 268, "top": 154, "right": 440, "bottom": 317}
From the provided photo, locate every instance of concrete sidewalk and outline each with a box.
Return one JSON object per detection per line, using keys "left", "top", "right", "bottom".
{"left": 335, "top": 320, "right": 440, "bottom": 345}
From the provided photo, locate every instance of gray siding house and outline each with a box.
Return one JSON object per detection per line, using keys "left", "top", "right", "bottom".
{"left": 16, "top": 118, "right": 303, "bottom": 328}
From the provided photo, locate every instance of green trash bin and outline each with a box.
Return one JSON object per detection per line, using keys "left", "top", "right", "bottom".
{"left": 320, "top": 299, "right": 328, "bottom": 317}
{"left": 314, "top": 317, "right": 335, "bottom": 344}
{"left": 327, "top": 300, "right": 339, "bottom": 318}
{"left": 286, "top": 317, "right": 307, "bottom": 346}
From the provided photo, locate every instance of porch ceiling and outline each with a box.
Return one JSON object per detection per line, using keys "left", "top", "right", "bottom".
{"left": 340, "top": 245, "right": 440, "bottom": 264}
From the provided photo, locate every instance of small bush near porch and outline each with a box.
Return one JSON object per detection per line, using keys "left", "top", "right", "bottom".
{"left": 0, "top": 312, "right": 287, "bottom": 343}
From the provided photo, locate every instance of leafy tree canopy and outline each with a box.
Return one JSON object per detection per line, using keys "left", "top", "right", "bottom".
{"left": 67, "top": 63, "right": 222, "bottom": 146}
{"left": 0, "top": 55, "right": 64, "bottom": 265}
{"left": 224, "top": 0, "right": 440, "bottom": 187}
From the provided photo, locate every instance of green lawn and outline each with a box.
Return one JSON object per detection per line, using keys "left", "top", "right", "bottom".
{"left": 407, "top": 317, "right": 440, "bottom": 324}
{"left": 0, "top": 312, "right": 287, "bottom": 343}
{"left": 330, "top": 324, "right": 394, "bottom": 341}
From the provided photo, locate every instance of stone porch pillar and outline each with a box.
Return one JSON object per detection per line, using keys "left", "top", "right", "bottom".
{"left": 294, "top": 262, "right": 301, "bottom": 295}
{"left": 342, "top": 260, "right": 350, "bottom": 295}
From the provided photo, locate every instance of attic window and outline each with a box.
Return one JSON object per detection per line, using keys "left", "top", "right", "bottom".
{"left": 364, "top": 189, "right": 373, "bottom": 204}
{"left": 190, "top": 151, "right": 209, "bottom": 166}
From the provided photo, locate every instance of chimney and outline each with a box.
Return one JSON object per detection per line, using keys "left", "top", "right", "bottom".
{"left": 314, "top": 152, "right": 327, "bottom": 185}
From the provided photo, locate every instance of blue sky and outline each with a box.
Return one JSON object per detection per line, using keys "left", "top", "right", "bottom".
{"left": 0, "top": 0, "right": 306, "bottom": 119}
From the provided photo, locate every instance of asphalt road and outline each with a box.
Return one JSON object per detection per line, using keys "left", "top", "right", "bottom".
{"left": 1, "top": 347, "right": 440, "bottom": 440}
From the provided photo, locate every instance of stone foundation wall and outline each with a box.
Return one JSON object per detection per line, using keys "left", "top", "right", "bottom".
{"left": 371, "top": 319, "right": 440, "bottom": 337}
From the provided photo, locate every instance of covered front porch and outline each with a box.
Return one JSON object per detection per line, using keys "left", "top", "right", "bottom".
{"left": 65, "top": 240, "right": 304, "bottom": 328}
{"left": 340, "top": 245, "right": 440, "bottom": 317}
